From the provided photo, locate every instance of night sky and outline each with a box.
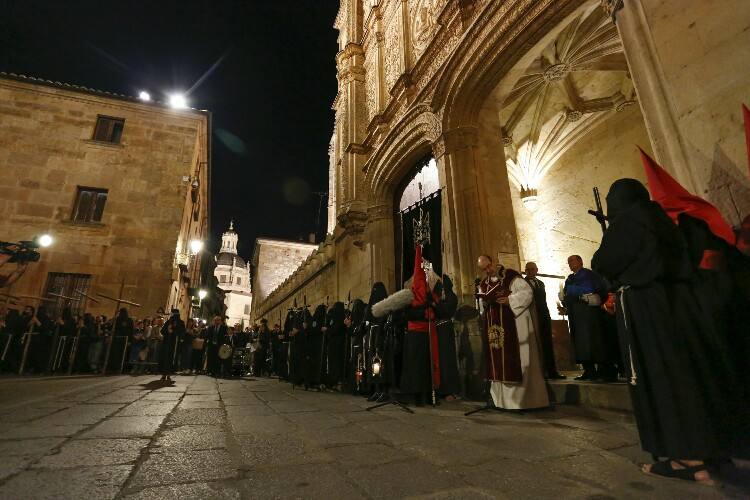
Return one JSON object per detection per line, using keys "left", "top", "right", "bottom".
{"left": 1, "top": 0, "right": 339, "bottom": 260}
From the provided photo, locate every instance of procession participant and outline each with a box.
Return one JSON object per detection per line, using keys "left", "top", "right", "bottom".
{"left": 592, "top": 178, "right": 720, "bottom": 484}
{"left": 159, "top": 309, "right": 184, "bottom": 382}
{"left": 271, "top": 323, "right": 286, "bottom": 377}
{"left": 399, "top": 248, "right": 440, "bottom": 407}
{"left": 344, "top": 299, "right": 366, "bottom": 394}
{"left": 206, "top": 316, "right": 226, "bottom": 377}
{"left": 323, "top": 302, "right": 346, "bottom": 389}
{"left": 305, "top": 305, "right": 327, "bottom": 388}
{"left": 288, "top": 308, "right": 310, "bottom": 387}
{"left": 254, "top": 319, "right": 271, "bottom": 376}
{"left": 524, "top": 262, "right": 565, "bottom": 379}
{"left": 371, "top": 286, "right": 412, "bottom": 401}
{"left": 560, "top": 255, "right": 618, "bottom": 382}
{"left": 30, "top": 306, "right": 54, "bottom": 373}
{"left": 477, "top": 254, "right": 549, "bottom": 410}
{"left": 435, "top": 275, "right": 461, "bottom": 399}
{"left": 282, "top": 310, "right": 296, "bottom": 381}
{"left": 364, "top": 283, "right": 388, "bottom": 401}
{"left": 189, "top": 320, "right": 205, "bottom": 374}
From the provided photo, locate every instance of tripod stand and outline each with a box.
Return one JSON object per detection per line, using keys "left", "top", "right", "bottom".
{"left": 366, "top": 392, "right": 414, "bottom": 414}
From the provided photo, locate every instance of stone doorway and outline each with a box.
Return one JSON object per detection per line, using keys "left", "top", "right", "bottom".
{"left": 393, "top": 156, "right": 441, "bottom": 288}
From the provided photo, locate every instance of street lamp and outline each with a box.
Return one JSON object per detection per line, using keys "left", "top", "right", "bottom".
{"left": 138, "top": 91, "right": 151, "bottom": 101}
{"left": 169, "top": 93, "right": 187, "bottom": 109}
{"left": 189, "top": 239, "right": 204, "bottom": 255}
{"left": 198, "top": 289, "right": 208, "bottom": 300}
{"left": 37, "top": 234, "right": 54, "bottom": 248}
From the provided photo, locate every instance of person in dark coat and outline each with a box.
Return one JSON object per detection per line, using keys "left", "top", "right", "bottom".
{"left": 525, "top": 262, "right": 565, "bottom": 379}
{"left": 323, "top": 302, "right": 346, "bottom": 389}
{"left": 364, "top": 283, "right": 388, "bottom": 400}
{"left": 561, "top": 256, "right": 618, "bottom": 381}
{"left": 345, "top": 299, "right": 366, "bottom": 394}
{"left": 254, "top": 319, "right": 271, "bottom": 376}
{"left": 205, "top": 316, "right": 227, "bottom": 377}
{"left": 305, "top": 304, "right": 327, "bottom": 388}
{"left": 288, "top": 308, "right": 311, "bottom": 387}
{"left": 435, "top": 275, "right": 461, "bottom": 398}
{"left": 159, "top": 309, "right": 184, "bottom": 382}
{"left": 591, "top": 178, "right": 719, "bottom": 484}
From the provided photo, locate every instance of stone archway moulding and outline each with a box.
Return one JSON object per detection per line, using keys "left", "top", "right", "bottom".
{"left": 365, "top": 104, "right": 441, "bottom": 205}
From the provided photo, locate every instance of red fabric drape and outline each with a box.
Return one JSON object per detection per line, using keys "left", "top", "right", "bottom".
{"left": 408, "top": 245, "right": 441, "bottom": 388}
{"left": 640, "top": 147, "right": 736, "bottom": 246}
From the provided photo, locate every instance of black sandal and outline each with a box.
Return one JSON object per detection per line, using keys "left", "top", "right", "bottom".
{"left": 643, "top": 460, "right": 713, "bottom": 485}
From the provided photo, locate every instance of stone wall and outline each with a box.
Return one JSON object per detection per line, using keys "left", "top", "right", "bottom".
{"left": 0, "top": 75, "right": 209, "bottom": 319}
{"left": 614, "top": 0, "right": 750, "bottom": 224}
{"left": 251, "top": 238, "right": 336, "bottom": 324}
{"left": 512, "top": 104, "right": 652, "bottom": 317}
{"left": 251, "top": 239, "right": 318, "bottom": 311}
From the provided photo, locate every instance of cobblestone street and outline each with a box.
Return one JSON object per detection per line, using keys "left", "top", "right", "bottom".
{"left": 1, "top": 375, "right": 745, "bottom": 499}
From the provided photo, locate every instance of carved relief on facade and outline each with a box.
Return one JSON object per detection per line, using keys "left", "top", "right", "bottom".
{"left": 383, "top": 4, "right": 402, "bottom": 93}
{"left": 410, "top": 0, "right": 443, "bottom": 61}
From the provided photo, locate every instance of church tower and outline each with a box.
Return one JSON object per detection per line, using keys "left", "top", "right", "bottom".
{"left": 214, "top": 220, "right": 252, "bottom": 328}
{"left": 220, "top": 220, "right": 239, "bottom": 254}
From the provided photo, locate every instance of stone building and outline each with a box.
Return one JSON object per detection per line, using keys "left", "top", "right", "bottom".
{"left": 214, "top": 221, "right": 252, "bottom": 327}
{"left": 0, "top": 73, "right": 210, "bottom": 320}
{"left": 251, "top": 0, "right": 750, "bottom": 382}
{"left": 250, "top": 238, "right": 318, "bottom": 319}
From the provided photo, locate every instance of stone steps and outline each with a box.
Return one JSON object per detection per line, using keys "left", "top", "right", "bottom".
{"left": 548, "top": 379, "right": 633, "bottom": 412}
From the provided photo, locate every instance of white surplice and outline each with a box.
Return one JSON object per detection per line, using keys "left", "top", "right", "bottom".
{"left": 489, "top": 276, "right": 550, "bottom": 410}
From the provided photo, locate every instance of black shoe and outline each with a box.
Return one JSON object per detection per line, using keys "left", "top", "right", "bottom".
{"left": 574, "top": 371, "right": 595, "bottom": 381}
{"left": 547, "top": 373, "right": 567, "bottom": 380}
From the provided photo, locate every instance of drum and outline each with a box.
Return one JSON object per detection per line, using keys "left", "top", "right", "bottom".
{"left": 218, "top": 344, "right": 233, "bottom": 360}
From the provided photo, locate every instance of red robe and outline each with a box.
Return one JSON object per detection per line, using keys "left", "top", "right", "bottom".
{"left": 408, "top": 245, "right": 441, "bottom": 388}
{"left": 477, "top": 268, "right": 523, "bottom": 383}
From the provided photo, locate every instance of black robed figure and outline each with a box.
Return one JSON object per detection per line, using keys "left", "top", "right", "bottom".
{"left": 324, "top": 302, "right": 346, "bottom": 388}
{"left": 305, "top": 304, "right": 327, "bottom": 387}
{"left": 344, "top": 299, "right": 366, "bottom": 394}
{"left": 435, "top": 275, "right": 460, "bottom": 397}
{"left": 592, "top": 178, "right": 720, "bottom": 483}
{"left": 364, "top": 283, "right": 388, "bottom": 399}
{"left": 159, "top": 309, "right": 185, "bottom": 381}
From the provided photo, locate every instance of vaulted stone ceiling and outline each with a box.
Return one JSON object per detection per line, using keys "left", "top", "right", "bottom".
{"left": 500, "top": 4, "right": 637, "bottom": 191}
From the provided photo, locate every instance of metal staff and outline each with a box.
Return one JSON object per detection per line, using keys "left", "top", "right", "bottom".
{"left": 587, "top": 186, "right": 608, "bottom": 235}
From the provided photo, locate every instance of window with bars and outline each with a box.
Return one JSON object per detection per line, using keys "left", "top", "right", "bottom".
{"left": 92, "top": 115, "right": 125, "bottom": 143}
{"left": 72, "top": 187, "right": 108, "bottom": 223}
{"left": 236, "top": 277, "right": 241, "bottom": 285}
{"left": 244, "top": 304, "right": 250, "bottom": 314}
{"left": 220, "top": 275, "right": 227, "bottom": 283}
{"left": 43, "top": 273, "right": 92, "bottom": 318}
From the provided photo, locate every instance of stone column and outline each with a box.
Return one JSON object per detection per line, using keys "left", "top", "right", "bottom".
{"left": 608, "top": 0, "right": 750, "bottom": 219}
{"left": 604, "top": 0, "right": 698, "bottom": 192}
{"left": 366, "top": 201, "right": 396, "bottom": 293}
{"left": 434, "top": 105, "right": 520, "bottom": 304}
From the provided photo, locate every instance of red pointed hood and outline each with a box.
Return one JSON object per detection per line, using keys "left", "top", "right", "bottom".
{"left": 640, "top": 148, "right": 736, "bottom": 246}
{"left": 411, "top": 245, "right": 427, "bottom": 306}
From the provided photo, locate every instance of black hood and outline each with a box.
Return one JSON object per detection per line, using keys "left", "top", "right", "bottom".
{"left": 605, "top": 178, "right": 650, "bottom": 221}
{"left": 311, "top": 304, "right": 327, "bottom": 330}
{"left": 368, "top": 282, "right": 388, "bottom": 306}
{"left": 349, "top": 299, "right": 366, "bottom": 325}
{"left": 327, "top": 301, "right": 346, "bottom": 326}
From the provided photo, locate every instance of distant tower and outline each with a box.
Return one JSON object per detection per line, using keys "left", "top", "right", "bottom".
{"left": 214, "top": 220, "right": 252, "bottom": 327}
{"left": 220, "top": 219, "right": 239, "bottom": 254}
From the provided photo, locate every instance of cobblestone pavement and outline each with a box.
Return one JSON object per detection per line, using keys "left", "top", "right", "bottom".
{"left": 0, "top": 375, "right": 745, "bottom": 499}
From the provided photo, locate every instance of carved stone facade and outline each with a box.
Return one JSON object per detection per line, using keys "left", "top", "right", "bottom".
{"left": 253, "top": 0, "right": 750, "bottom": 331}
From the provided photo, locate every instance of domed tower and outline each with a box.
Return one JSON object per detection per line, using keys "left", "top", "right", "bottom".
{"left": 219, "top": 220, "right": 239, "bottom": 254}
{"left": 214, "top": 220, "right": 252, "bottom": 327}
